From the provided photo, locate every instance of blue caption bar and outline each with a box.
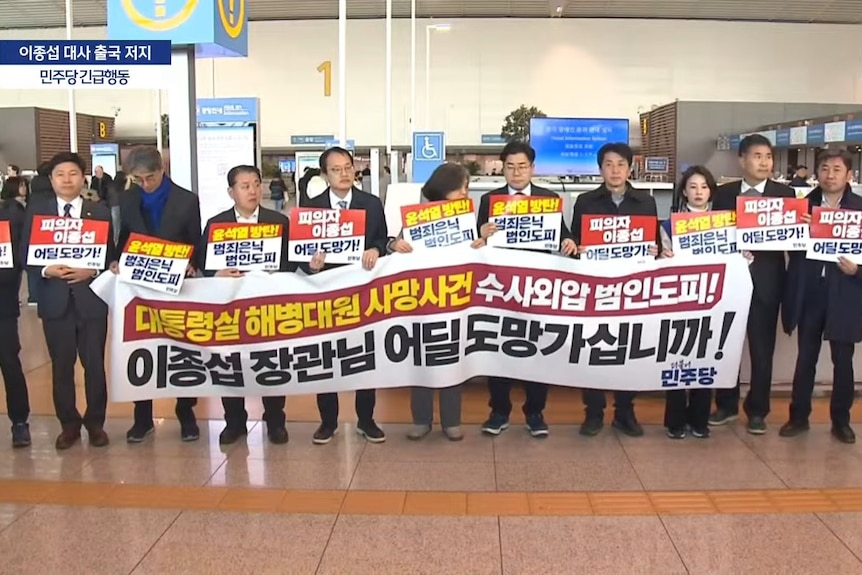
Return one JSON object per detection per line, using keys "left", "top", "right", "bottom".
{"left": 0, "top": 40, "right": 171, "bottom": 65}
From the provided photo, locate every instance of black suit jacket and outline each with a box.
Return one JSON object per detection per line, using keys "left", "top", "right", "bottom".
{"left": 117, "top": 180, "right": 201, "bottom": 262}
{"left": 782, "top": 186, "right": 862, "bottom": 343}
{"left": 200, "top": 206, "right": 298, "bottom": 275}
{"left": 0, "top": 200, "right": 25, "bottom": 319}
{"left": 304, "top": 187, "right": 388, "bottom": 272}
{"left": 476, "top": 185, "right": 573, "bottom": 252}
{"left": 712, "top": 179, "right": 796, "bottom": 306}
{"left": 569, "top": 183, "right": 659, "bottom": 254}
{"left": 21, "top": 196, "right": 116, "bottom": 320}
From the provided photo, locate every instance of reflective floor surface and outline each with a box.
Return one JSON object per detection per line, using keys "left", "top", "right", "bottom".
{"left": 3, "top": 289, "right": 862, "bottom": 573}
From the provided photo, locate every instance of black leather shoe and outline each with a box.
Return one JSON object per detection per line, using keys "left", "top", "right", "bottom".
{"left": 11, "top": 423, "right": 30, "bottom": 448}
{"left": 218, "top": 426, "right": 247, "bottom": 445}
{"left": 579, "top": 416, "right": 604, "bottom": 437}
{"left": 832, "top": 424, "right": 856, "bottom": 444}
{"left": 747, "top": 416, "right": 767, "bottom": 435}
{"left": 779, "top": 420, "right": 809, "bottom": 438}
{"left": 267, "top": 426, "right": 289, "bottom": 445}
{"left": 357, "top": 420, "right": 386, "bottom": 443}
{"left": 312, "top": 424, "right": 337, "bottom": 445}
{"left": 126, "top": 422, "right": 155, "bottom": 443}
{"left": 612, "top": 413, "right": 644, "bottom": 437}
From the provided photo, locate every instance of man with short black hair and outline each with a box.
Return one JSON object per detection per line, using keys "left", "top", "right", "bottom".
{"left": 304, "top": 146, "right": 388, "bottom": 445}
{"left": 476, "top": 140, "right": 577, "bottom": 438}
{"left": 780, "top": 148, "right": 860, "bottom": 444}
{"left": 571, "top": 142, "right": 658, "bottom": 438}
{"left": 200, "top": 165, "right": 294, "bottom": 446}
{"left": 21, "top": 152, "right": 116, "bottom": 450}
{"left": 117, "top": 146, "right": 202, "bottom": 443}
{"left": 709, "top": 134, "right": 795, "bottom": 434}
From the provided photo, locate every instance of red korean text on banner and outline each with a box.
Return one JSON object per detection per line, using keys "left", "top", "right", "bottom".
{"left": 206, "top": 222, "right": 283, "bottom": 244}
{"left": 580, "top": 215, "right": 657, "bottom": 246}
{"left": 288, "top": 208, "right": 366, "bottom": 241}
{"left": 806, "top": 207, "right": 862, "bottom": 264}
{"left": 735, "top": 197, "right": 809, "bottom": 251}
{"left": 124, "top": 233, "right": 195, "bottom": 260}
{"left": 27, "top": 216, "right": 110, "bottom": 269}
{"left": 401, "top": 198, "right": 474, "bottom": 227}
{"left": 735, "top": 197, "right": 807, "bottom": 228}
{"left": 0, "top": 220, "right": 12, "bottom": 269}
{"left": 488, "top": 196, "right": 562, "bottom": 218}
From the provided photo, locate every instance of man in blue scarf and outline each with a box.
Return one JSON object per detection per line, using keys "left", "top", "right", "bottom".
{"left": 116, "top": 146, "right": 202, "bottom": 443}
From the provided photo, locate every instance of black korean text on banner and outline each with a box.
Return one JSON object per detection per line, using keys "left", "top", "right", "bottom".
{"left": 27, "top": 216, "right": 110, "bottom": 269}
{"left": 736, "top": 197, "right": 808, "bottom": 251}
{"left": 580, "top": 215, "right": 657, "bottom": 262}
{"left": 806, "top": 207, "right": 862, "bottom": 264}
{"left": 91, "top": 247, "right": 754, "bottom": 402}
{"left": 288, "top": 208, "right": 366, "bottom": 264}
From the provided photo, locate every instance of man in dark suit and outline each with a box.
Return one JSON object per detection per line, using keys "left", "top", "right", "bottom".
{"left": 89, "top": 165, "right": 113, "bottom": 204}
{"left": 475, "top": 141, "right": 577, "bottom": 438}
{"left": 570, "top": 142, "right": 658, "bottom": 438}
{"left": 303, "top": 146, "right": 388, "bottom": 445}
{"left": 21, "top": 152, "right": 116, "bottom": 450}
{"left": 200, "top": 165, "right": 294, "bottom": 446}
{"left": 780, "top": 149, "right": 860, "bottom": 444}
{"left": 117, "top": 146, "right": 202, "bottom": 443}
{"left": 0, "top": 188, "right": 30, "bottom": 448}
{"left": 709, "top": 134, "right": 795, "bottom": 434}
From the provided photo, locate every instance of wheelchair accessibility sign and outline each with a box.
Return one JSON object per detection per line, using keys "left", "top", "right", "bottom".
{"left": 412, "top": 132, "right": 445, "bottom": 183}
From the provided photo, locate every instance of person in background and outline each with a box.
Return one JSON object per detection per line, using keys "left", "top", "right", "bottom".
{"left": 0, "top": 176, "right": 30, "bottom": 447}
{"left": 780, "top": 149, "right": 860, "bottom": 445}
{"left": 24, "top": 162, "right": 54, "bottom": 306}
{"left": 21, "top": 152, "right": 115, "bottom": 450}
{"left": 200, "top": 165, "right": 294, "bottom": 446}
{"left": 388, "top": 162, "right": 485, "bottom": 442}
{"left": 709, "top": 134, "right": 795, "bottom": 434}
{"left": 789, "top": 165, "right": 809, "bottom": 187}
{"left": 304, "top": 146, "right": 388, "bottom": 445}
{"left": 89, "top": 165, "right": 113, "bottom": 204}
{"left": 476, "top": 141, "right": 577, "bottom": 438}
{"left": 269, "top": 172, "right": 286, "bottom": 212}
{"left": 570, "top": 142, "right": 658, "bottom": 438}
{"left": 658, "top": 166, "right": 718, "bottom": 439}
{"left": 2, "top": 177, "right": 25, "bottom": 208}
{"left": 106, "top": 170, "right": 125, "bottom": 244}
{"left": 6, "top": 165, "right": 20, "bottom": 178}
{"left": 117, "top": 146, "right": 202, "bottom": 443}
{"left": 361, "top": 166, "right": 372, "bottom": 193}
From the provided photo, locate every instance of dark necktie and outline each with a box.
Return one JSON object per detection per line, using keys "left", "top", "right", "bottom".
{"left": 337, "top": 200, "right": 348, "bottom": 209}
{"left": 63, "top": 203, "right": 73, "bottom": 218}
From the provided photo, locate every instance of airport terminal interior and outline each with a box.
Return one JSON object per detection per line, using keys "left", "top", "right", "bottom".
{"left": 3, "top": 0, "right": 862, "bottom": 573}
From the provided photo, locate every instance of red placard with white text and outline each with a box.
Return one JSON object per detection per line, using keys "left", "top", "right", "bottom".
{"left": 735, "top": 197, "right": 808, "bottom": 251}
{"left": 288, "top": 208, "right": 366, "bottom": 264}
{"left": 0, "top": 221, "right": 12, "bottom": 269}
{"left": 806, "top": 207, "right": 862, "bottom": 264}
{"left": 580, "top": 215, "right": 657, "bottom": 263}
{"left": 27, "top": 216, "right": 109, "bottom": 269}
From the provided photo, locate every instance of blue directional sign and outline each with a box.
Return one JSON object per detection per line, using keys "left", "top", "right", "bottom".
{"left": 412, "top": 132, "right": 445, "bottom": 183}
{"left": 325, "top": 139, "right": 355, "bottom": 151}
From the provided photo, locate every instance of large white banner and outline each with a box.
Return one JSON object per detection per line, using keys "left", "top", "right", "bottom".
{"left": 91, "top": 247, "right": 753, "bottom": 402}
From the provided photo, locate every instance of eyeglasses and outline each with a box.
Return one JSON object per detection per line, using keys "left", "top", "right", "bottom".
{"left": 328, "top": 166, "right": 353, "bottom": 175}
{"left": 505, "top": 164, "right": 531, "bottom": 173}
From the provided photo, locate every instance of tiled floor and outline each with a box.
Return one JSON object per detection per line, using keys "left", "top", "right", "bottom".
{"left": 3, "top": 305, "right": 862, "bottom": 573}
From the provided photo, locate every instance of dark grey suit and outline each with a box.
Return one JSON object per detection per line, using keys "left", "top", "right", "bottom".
{"left": 21, "top": 196, "right": 116, "bottom": 430}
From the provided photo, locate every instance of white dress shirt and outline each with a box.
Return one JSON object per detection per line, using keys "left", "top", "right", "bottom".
{"left": 329, "top": 189, "right": 353, "bottom": 209}
{"left": 740, "top": 180, "right": 767, "bottom": 196}
{"left": 42, "top": 195, "right": 86, "bottom": 277}
{"left": 234, "top": 207, "right": 260, "bottom": 224}
{"left": 508, "top": 184, "right": 532, "bottom": 196}
{"left": 55, "top": 195, "right": 83, "bottom": 218}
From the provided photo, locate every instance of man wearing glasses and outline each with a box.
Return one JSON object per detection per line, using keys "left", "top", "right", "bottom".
{"left": 302, "top": 146, "right": 389, "bottom": 445}
{"left": 476, "top": 141, "right": 577, "bottom": 438}
{"left": 116, "top": 146, "right": 202, "bottom": 444}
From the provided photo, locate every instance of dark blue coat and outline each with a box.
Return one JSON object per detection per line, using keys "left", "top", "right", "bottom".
{"left": 782, "top": 185, "right": 862, "bottom": 343}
